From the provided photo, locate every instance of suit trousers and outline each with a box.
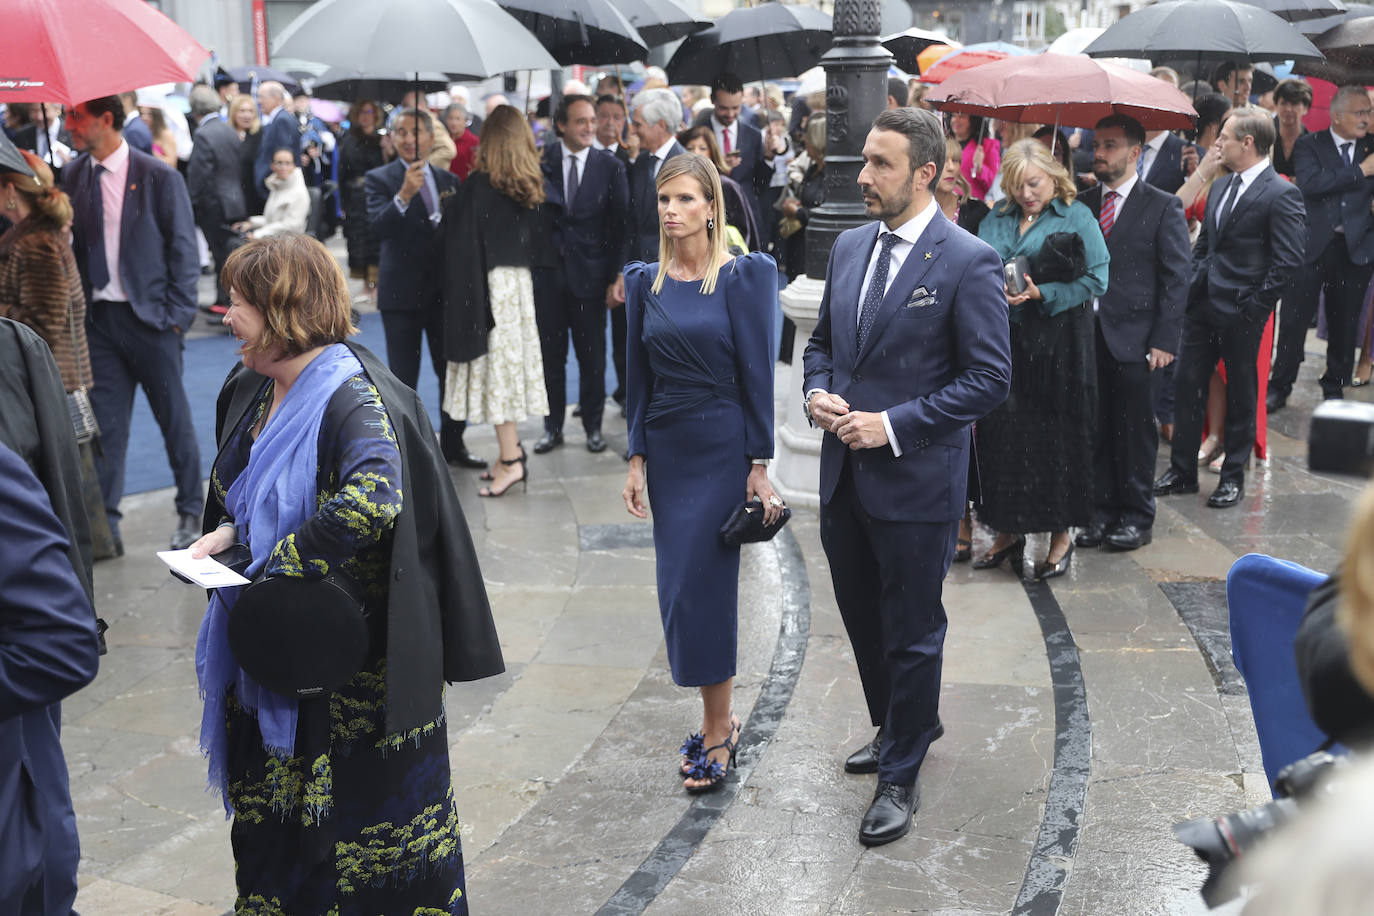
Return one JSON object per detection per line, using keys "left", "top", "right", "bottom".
{"left": 1093, "top": 319, "right": 1158, "bottom": 530}
{"left": 1169, "top": 311, "right": 1268, "bottom": 487}
{"left": 1270, "top": 239, "right": 1374, "bottom": 399}
{"left": 610, "top": 302, "right": 627, "bottom": 401}
{"left": 379, "top": 307, "right": 466, "bottom": 453}
{"left": 86, "top": 301, "right": 203, "bottom": 536}
{"left": 199, "top": 219, "right": 237, "bottom": 307}
{"left": 535, "top": 272, "right": 606, "bottom": 434}
{"left": 819, "top": 459, "right": 957, "bottom": 786}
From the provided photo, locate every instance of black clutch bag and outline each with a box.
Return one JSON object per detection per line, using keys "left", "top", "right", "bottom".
{"left": 1030, "top": 231, "right": 1088, "bottom": 285}
{"left": 719, "top": 500, "right": 792, "bottom": 546}
{"left": 228, "top": 570, "right": 370, "bottom": 699}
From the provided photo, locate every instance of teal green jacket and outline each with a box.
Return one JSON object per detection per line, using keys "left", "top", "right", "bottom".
{"left": 977, "top": 196, "right": 1110, "bottom": 321}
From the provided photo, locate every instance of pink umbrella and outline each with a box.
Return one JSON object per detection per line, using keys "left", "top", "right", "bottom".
{"left": 925, "top": 52, "right": 1198, "bottom": 131}
{"left": 309, "top": 98, "right": 344, "bottom": 122}
{"left": 919, "top": 49, "right": 1009, "bottom": 85}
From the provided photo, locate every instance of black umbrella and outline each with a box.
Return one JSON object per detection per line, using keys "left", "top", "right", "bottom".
{"left": 667, "top": 4, "right": 834, "bottom": 85}
{"left": 498, "top": 0, "right": 648, "bottom": 65}
{"left": 1083, "top": 0, "right": 1324, "bottom": 63}
{"left": 311, "top": 68, "right": 453, "bottom": 104}
{"left": 882, "top": 27, "right": 956, "bottom": 73}
{"left": 611, "top": 0, "right": 710, "bottom": 47}
{"left": 1300, "top": 2, "right": 1374, "bottom": 32}
{"left": 1295, "top": 15, "right": 1374, "bottom": 81}
{"left": 271, "top": 0, "right": 558, "bottom": 81}
{"left": 1235, "top": 0, "right": 1347, "bottom": 22}
{"left": 0, "top": 129, "right": 35, "bottom": 178}
{"left": 228, "top": 65, "right": 304, "bottom": 96}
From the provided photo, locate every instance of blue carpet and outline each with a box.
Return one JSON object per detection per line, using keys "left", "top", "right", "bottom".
{"left": 124, "top": 312, "right": 618, "bottom": 495}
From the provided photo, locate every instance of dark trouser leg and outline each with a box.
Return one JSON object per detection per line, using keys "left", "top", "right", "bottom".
{"left": 535, "top": 275, "right": 570, "bottom": 435}
{"left": 418, "top": 305, "right": 467, "bottom": 452}
{"left": 1152, "top": 361, "right": 1176, "bottom": 424}
{"left": 131, "top": 322, "right": 203, "bottom": 518}
{"left": 1097, "top": 321, "right": 1159, "bottom": 528}
{"left": 86, "top": 303, "right": 143, "bottom": 536}
{"left": 201, "top": 220, "right": 233, "bottom": 305}
{"left": 380, "top": 309, "right": 425, "bottom": 389}
{"left": 610, "top": 303, "right": 627, "bottom": 402}
{"left": 1320, "top": 255, "right": 1374, "bottom": 397}
{"left": 1270, "top": 257, "right": 1324, "bottom": 400}
{"left": 1217, "top": 315, "right": 1268, "bottom": 486}
{"left": 570, "top": 292, "right": 607, "bottom": 434}
{"left": 1169, "top": 314, "right": 1222, "bottom": 485}
{"left": 1092, "top": 321, "right": 1120, "bottom": 528}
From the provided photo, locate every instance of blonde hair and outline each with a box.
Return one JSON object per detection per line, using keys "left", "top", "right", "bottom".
{"left": 1340, "top": 481, "right": 1374, "bottom": 694}
{"left": 472, "top": 105, "right": 545, "bottom": 208}
{"left": 997, "top": 138, "right": 1076, "bottom": 213}
{"left": 228, "top": 95, "right": 261, "bottom": 135}
{"left": 942, "top": 137, "right": 971, "bottom": 203}
{"left": 651, "top": 153, "right": 730, "bottom": 296}
{"left": 221, "top": 234, "right": 358, "bottom": 359}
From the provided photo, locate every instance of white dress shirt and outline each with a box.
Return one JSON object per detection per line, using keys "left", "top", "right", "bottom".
{"left": 650, "top": 137, "right": 678, "bottom": 178}
{"left": 91, "top": 139, "right": 131, "bottom": 303}
{"left": 810, "top": 197, "right": 941, "bottom": 457}
{"left": 1138, "top": 132, "right": 1168, "bottom": 182}
{"left": 1330, "top": 127, "right": 1356, "bottom": 167}
{"left": 562, "top": 141, "right": 589, "bottom": 199}
{"left": 1216, "top": 157, "right": 1271, "bottom": 228}
{"left": 592, "top": 138, "right": 620, "bottom": 155}
{"left": 711, "top": 115, "right": 737, "bottom": 159}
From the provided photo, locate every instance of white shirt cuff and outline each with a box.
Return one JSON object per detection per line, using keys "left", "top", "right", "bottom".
{"left": 882, "top": 410, "right": 901, "bottom": 457}
{"left": 393, "top": 194, "right": 409, "bottom": 214}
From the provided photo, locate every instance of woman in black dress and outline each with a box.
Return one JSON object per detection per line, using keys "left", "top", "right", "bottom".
{"left": 975, "top": 139, "right": 1110, "bottom": 580}
{"left": 338, "top": 99, "right": 385, "bottom": 289}
{"left": 229, "top": 95, "right": 264, "bottom": 218}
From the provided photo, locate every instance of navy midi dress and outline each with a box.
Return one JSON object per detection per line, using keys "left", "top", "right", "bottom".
{"left": 624, "top": 252, "right": 777, "bottom": 687}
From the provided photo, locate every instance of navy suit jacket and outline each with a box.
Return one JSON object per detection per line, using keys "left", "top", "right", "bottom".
{"left": 0, "top": 441, "right": 99, "bottom": 913}
{"left": 364, "top": 159, "right": 460, "bottom": 312}
{"left": 1081, "top": 180, "right": 1191, "bottom": 361}
{"left": 1188, "top": 165, "right": 1306, "bottom": 327}
{"left": 254, "top": 107, "right": 302, "bottom": 201}
{"left": 64, "top": 146, "right": 200, "bottom": 332}
{"left": 1293, "top": 129, "right": 1374, "bottom": 265}
{"left": 627, "top": 141, "right": 686, "bottom": 264}
{"left": 1142, "top": 132, "right": 1189, "bottom": 194}
{"left": 121, "top": 114, "right": 152, "bottom": 155}
{"left": 803, "top": 214, "right": 1012, "bottom": 522}
{"left": 542, "top": 145, "right": 631, "bottom": 298}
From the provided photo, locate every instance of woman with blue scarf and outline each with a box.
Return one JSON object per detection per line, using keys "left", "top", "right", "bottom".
{"left": 188, "top": 234, "right": 498, "bottom": 915}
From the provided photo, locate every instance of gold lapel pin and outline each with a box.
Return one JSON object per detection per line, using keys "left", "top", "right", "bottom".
{"left": 923, "top": 251, "right": 932, "bottom": 260}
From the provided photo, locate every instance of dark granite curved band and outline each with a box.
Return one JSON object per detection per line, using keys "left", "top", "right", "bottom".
{"left": 1011, "top": 578, "right": 1092, "bottom": 916}
{"left": 595, "top": 528, "right": 812, "bottom": 916}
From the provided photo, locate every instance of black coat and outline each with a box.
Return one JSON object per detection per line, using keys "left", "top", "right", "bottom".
{"left": 1141, "top": 132, "right": 1189, "bottom": 195}
{"left": 441, "top": 171, "right": 557, "bottom": 363}
{"left": 1081, "top": 181, "right": 1191, "bottom": 361}
{"left": 206, "top": 342, "right": 504, "bottom": 736}
{"left": 1293, "top": 129, "right": 1374, "bottom": 266}
{"left": 627, "top": 141, "right": 685, "bottom": 263}
{"left": 187, "top": 113, "right": 247, "bottom": 228}
{"left": 541, "top": 144, "right": 631, "bottom": 297}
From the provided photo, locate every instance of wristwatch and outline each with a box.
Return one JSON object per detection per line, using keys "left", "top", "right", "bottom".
{"left": 751, "top": 458, "right": 770, "bottom": 466}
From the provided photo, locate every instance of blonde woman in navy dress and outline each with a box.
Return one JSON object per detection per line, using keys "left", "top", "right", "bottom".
{"left": 621, "top": 153, "right": 783, "bottom": 793}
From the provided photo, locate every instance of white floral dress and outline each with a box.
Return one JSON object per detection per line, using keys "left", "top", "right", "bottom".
{"left": 442, "top": 266, "right": 549, "bottom": 425}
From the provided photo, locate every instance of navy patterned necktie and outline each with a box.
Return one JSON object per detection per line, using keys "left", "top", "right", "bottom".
{"left": 858, "top": 232, "right": 901, "bottom": 352}
{"left": 86, "top": 164, "right": 110, "bottom": 290}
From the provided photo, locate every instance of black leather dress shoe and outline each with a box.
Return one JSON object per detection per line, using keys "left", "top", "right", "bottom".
{"left": 169, "top": 513, "right": 200, "bottom": 550}
{"left": 1104, "top": 524, "right": 1152, "bottom": 551}
{"left": 859, "top": 780, "right": 919, "bottom": 847}
{"left": 1266, "top": 390, "right": 1287, "bottom": 412}
{"left": 843, "top": 722, "right": 945, "bottom": 775}
{"left": 534, "top": 430, "right": 564, "bottom": 454}
{"left": 446, "top": 444, "right": 489, "bottom": 469}
{"left": 1207, "top": 481, "right": 1243, "bottom": 508}
{"left": 1075, "top": 522, "right": 1106, "bottom": 548}
{"left": 586, "top": 431, "right": 607, "bottom": 453}
{"left": 1153, "top": 468, "right": 1199, "bottom": 497}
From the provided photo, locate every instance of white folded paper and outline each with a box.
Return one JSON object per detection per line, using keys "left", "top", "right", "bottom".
{"left": 157, "top": 548, "right": 251, "bottom": 588}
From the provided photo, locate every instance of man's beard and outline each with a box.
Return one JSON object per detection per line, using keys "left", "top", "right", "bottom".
{"left": 864, "top": 173, "right": 917, "bottom": 222}
{"left": 1093, "top": 160, "right": 1126, "bottom": 185}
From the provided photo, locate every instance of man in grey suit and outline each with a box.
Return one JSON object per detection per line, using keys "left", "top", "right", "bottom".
{"left": 185, "top": 85, "right": 244, "bottom": 311}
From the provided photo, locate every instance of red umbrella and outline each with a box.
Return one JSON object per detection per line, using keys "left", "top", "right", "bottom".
{"left": 0, "top": 0, "right": 208, "bottom": 106}
{"left": 925, "top": 53, "right": 1198, "bottom": 131}
{"left": 918, "top": 49, "right": 1009, "bottom": 85}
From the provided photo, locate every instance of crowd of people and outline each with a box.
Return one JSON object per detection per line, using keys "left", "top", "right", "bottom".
{"left": 2, "top": 49, "right": 1372, "bottom": 915}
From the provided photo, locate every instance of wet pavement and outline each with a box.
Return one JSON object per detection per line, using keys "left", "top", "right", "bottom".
{"left": 64, "top": 261, "right": 1367, "bottom": 916}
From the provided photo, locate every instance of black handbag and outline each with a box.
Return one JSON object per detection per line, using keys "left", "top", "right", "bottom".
{"left": 1030, "top": 231, "right": 1088, "bottom": 285}
{"left": 719, "top": 500, "right": 792, "bottom": 546}
{"left": 228, "top": 569, "right": 370, "bottom": 699}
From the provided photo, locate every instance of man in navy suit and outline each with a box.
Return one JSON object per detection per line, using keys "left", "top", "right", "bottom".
{"left": 536, "top": 95, "right": 630, "bottom": 455}
{"left": 0, "top": 441, "right": 100, "bottom": 916}
{"left": 365, "top": 108, "right": 482, "bottom": 468}
{"left": 803, "top": 108, "right": 1011, "bottom": 846}
{"left": 1138, "top": 129, "right": 1189, "bottom": 193}
{"left": 1155, "top": 108, "right": 1305, "bottom": 509}
{"left": 252, "top": 81, "right": 301, "bottom": 202}
{"left": 1268, "top": 85, "right": 1374, "bottom": 409}
{"left": 117, "top": 91, "right": 152, "bottom": 155}
{"left": 1077, "top": 115, "right": 1191, "bottom": 552}
{"left": 63, "top": 95, "right": 204, "bottom": 553}
{"left": 607, "top": 88, "right": 686, "bottom": 419}
{"left": 694, "top": 73, "right": 773, "bottom": 234}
